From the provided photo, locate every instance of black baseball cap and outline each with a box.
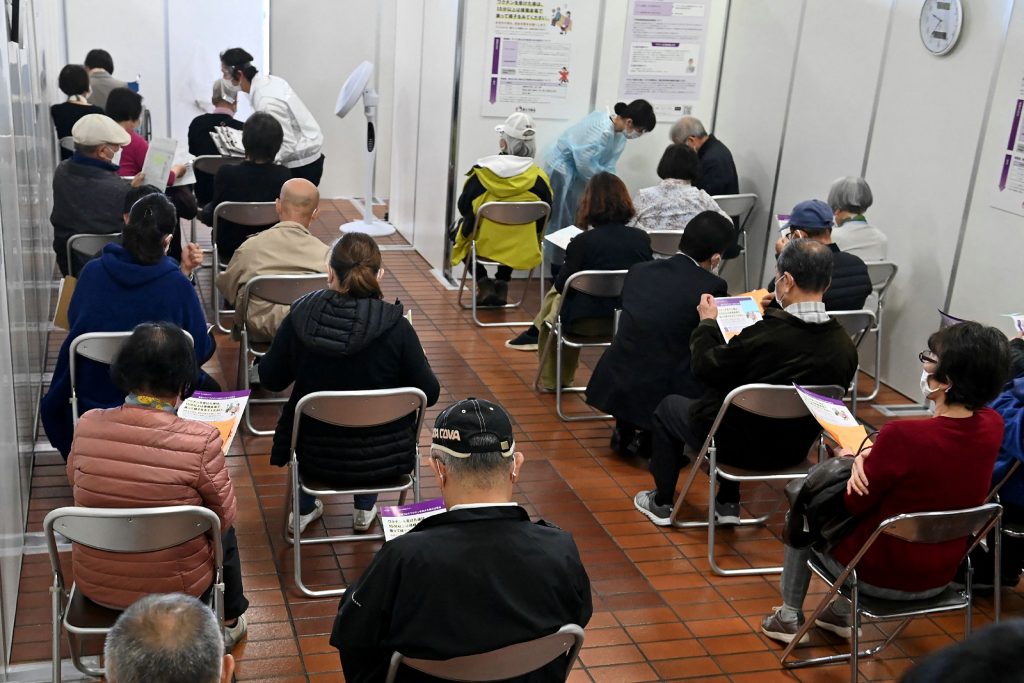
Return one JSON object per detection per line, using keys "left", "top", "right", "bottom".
{"left": 431, "top": 398, "right": 515, "bottom": 458}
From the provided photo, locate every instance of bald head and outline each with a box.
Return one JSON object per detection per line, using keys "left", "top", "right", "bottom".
{"left": 276, "top": 178, "right": 320, "bottom": 227}
{"left": 670, "top": 116, "right": 708, "bottom": 146}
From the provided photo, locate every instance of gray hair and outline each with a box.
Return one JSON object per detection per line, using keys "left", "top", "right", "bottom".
{"left": 105, "top": 593, "right": 223, "bottom": 683}
{"left": 431, "top": 437, "right": 514, "bottom": 488}
{"left": 669, "top": 116, "right": 707, "bottom": 144}
{"left": 501, "top": 132, "right": 536, "bottom": 158}
{"left": 827, "top": 176, "right": 873, "bottom": 214}
{"left": 74, "top": 142, "right": 101, "bottom": 155}
{"left": 776, "top": 238, "right": 833, "bottom": 294}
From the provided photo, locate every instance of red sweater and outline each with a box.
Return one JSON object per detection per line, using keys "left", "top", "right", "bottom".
{"left": 832, "top": 409, "right": 1003, "bottom": 592}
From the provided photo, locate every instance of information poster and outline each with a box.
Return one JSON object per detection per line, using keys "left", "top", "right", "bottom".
{"left": 481, "top": 0, "right": 595, "bottom": 119}
{"left": 990, "top": 75, "right": 1024, "bottom": 217}
{"left": 618, "top": 0, "right": 710, "bottom": 120}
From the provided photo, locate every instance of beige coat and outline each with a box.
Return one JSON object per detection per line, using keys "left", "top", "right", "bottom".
{"left": 216, "top": 220, "right": 330, "bottom": 342}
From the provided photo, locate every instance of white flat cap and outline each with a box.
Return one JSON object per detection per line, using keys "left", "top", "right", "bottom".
{"left": 71, "top": 114, "right": 131, "bottom": 146}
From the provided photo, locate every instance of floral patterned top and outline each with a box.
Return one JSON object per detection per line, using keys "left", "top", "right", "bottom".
{"left": 630, "top": 178, "right": 732, "bottom": 233}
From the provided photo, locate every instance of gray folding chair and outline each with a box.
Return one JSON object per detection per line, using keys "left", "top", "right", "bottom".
{"left": 286, "top": 388, "right": 428, "bottom": 597}
{"left": 781, "top": 503, "right": 1003, "bottom": 682}
{"left": 647, "top": 230, "right": 683, "bottom": 258}
{"left": 456, "top": 201, "right": 550, "bottom": 327}
{"left": 670, "top": 383, "right": 846, "bottom": 576}
{"left": 192, "top": 155, "right": 245, "bottom": 246}
{"left": 534, "top": 269, "right": 628, "bottom": 421}
{"left": 385, "top": 624, "right": 585, "bottom": 683}
{"left": 45, "top": 505, "right": 224, "bottom": 681}
{"left": 66, "top": 232, "right": 121, "bottom": 278}
{"left": 59, "top": 136, "right": 75, "bottom": 153}
{"left": 211, "top": 201, "right": 279, "bottom": 332}
{"left": 711, "top": 193, "right": 758, "bottom": 290}
{"left": 237, "top": 273, "right": 328, "bottom": 435}
{"left": 862, "top": 262, "right": 898, "bottom": 401}
{"left": 827, "top": 310, "right": 876, "bottom": 416}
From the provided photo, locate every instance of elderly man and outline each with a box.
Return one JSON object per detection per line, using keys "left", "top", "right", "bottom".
{"left": 188, "top": 79, "right": 244, "bottom": 205}
{"left": 84, "top": 49, "right": 129, "bottom": 110}
{"left": 670, "top": 116, "right": 738, "bottom": 198}
{"left": 50, "top": 113, "right": 143, "bottom": 276}
{"left": 216, "top": 178, "right": 330, "bottom": 343}
{"left": 634, "top": 239, "right": 859, "bottom": 527}
{"left": 330, "top": 398, "right": 592, "bottom": 682}
{"left": 105, "top": 593, "right": 234, "bottom": 683}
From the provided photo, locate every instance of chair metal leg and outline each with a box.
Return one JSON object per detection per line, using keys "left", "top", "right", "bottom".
{"left": 551, "top": 325, "right": 614, "bottom": 422}
{"left": 864, "top": 328, "right": 882, "bottom": 401}
{"left": 51, "top": 581, "right": 62, "bottom": 683}
{"left": 707, "top": 452, "right": 780, "bottom": 577}
{"left": 849, "top": 581, "right": 859, "bottom": 683}
{"left": 459, "top": 245, "right": 537, "bottom": 327}
{"left": 741, "top": 230, "right": 749, "bottom": 292}
{"left": 965, "top": 560, "right": 974, "bottom": 636}
{"left": 994, "top": 525, "right": 1002, "bottom": 622}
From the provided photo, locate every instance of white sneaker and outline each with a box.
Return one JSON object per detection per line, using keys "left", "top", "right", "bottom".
{"left": 224, "top": 613, "right": 248, "bottom": 652}
{"left": 287, "top": 499, "right": 323, "bottom": 536}
{"left": 353, "top": 505, "right": 378, "bottom": 532}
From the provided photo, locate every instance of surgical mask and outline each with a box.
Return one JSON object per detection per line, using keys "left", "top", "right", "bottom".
{"left": 623, "top": 128, "right": 642, "bottom": 140}
{"left": 219, "top": 78, "right": 239, "bottom": 104}
{"left": 710, "top": 257, "right": 722, "bottom": 276}
{"left": 919, "top": 370, "right": 947, "bottom": 402}
{"left": 774, "top": 275, "right": 786, "bottom": 308}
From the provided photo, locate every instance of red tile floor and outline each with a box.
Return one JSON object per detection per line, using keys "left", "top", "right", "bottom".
{"left": 14, "top": 199, "right": 1022, "bottom": 681}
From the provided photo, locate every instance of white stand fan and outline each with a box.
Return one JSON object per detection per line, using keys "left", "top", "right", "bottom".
{"left": 335, "top": 61, "right": 395, "bottom": 236}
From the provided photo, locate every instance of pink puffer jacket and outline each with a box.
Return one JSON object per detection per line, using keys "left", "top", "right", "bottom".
{"left": 66, "top": 405, "right": 236, "bottom": 609}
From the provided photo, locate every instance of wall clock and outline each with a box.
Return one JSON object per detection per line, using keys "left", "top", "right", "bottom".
{"left": 919, "top": 0, "right": 963, "bottom": 56}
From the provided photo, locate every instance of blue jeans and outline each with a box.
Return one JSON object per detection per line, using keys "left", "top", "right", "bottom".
{"left": 299, "top": 491, "right": 377, "bottom": 515}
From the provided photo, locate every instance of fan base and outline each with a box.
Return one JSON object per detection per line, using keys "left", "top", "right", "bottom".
{"left": 338, "top": 220, "right": 396, "bottom": 237}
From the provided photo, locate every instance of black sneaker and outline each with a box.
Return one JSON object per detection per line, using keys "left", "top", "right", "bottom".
{"left": 714, "top": 501, "right": 741, "bottom": 525}
{"left": 505, "top": 326, "right": 539, "bottom": 351}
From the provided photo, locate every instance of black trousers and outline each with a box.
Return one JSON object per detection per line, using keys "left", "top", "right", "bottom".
{"left": 288, "top": 154, "right": 325, "bottom": 186}
{"left": 651, "top": 395, "right": 703, "bottom": 506}
{"left": 475, "top": 263, "right": 513, "bottom": 281}
{"left": 201, "top": 528, "right": 249, "bottom": 621}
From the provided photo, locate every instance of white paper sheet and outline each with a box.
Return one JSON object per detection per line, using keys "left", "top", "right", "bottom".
{"left": 140, "top": 137, "right": 178, "bottom": 191}
{"left": 543, "top": 225, "right": 583, "bottom": 251}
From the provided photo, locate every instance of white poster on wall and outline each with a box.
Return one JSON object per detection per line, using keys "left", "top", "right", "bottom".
{"left": 990, "top": 75, "right": 1024, "bottom": 217}
{"left": 480, "top": 0, "right": 597, "bottom": 119}
{"left": 618, "top": 0, "right": 709, "bottom": 121}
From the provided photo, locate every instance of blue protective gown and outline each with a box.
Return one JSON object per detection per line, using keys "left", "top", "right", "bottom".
{"left": 540, "top": 111, "right": 626, "bottom": 262}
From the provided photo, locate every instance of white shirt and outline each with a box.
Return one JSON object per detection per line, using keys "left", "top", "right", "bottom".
{"left": 249, "top": 73, "right": 323, "bottom": 169}
{"left": 630, "top": 179, "right": 732, "bottom": 232}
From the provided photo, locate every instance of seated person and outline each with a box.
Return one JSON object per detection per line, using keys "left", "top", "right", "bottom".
{"left": 587, "top": 211, "right": 732, "bottom": 458}
{"left": 330, "top": 398, "right": 592, "bottom": 682}
{"left": 630, "top": 143, "right": 731, "bottom": 233}
{"left": 68, "top": 323, "right": 249, "bottom": 650}
{"left": 451, "top": 112, "right": 552, "bottom": 306}
{"left": 769, "top": 199, "right": 872, "bottom": 311}
{"left": 84, "top": 48, "right": 128, "bottom": 110}
{"left": 828, "top": 176, "right": 887, "bottom": 260}
{"left": 761, "top": 322, "right": 1008, "bottom": 643}
{"left": 188, "top": 79, "right": 244, "bottom": 205}
{"left": 50, "top": 113, "right": 141, "bottom": 276}
{"left": 506, "top": 172, "right": 653, "bottom": 390}
{"left": 216, "top": 178, "right": 330, "bottom": 343}
{"left": 201, "top": 112, "right": 291, "bottom": 263}
{"left": 41, "top": 194, "right": 214, "bottom": 458}
{"left": 257, "top": 233, "right": 440, "bottom": 534}
{"left": 50, "top": 64, "right": 104, "bottom": 160}
{"left": 634, "top": 239, "right": 858, "bottom": 526}
{"left": 106, "top": 87, "right": 186, "bottom": 189}
{"left": 61, "top": 184, "right": 160, "bottom": 277}
{"left": 670, "top": 116, "right": 739, "bottom": 197}
{"left": 105, "top": 593, "right": 235, "bottom": 683}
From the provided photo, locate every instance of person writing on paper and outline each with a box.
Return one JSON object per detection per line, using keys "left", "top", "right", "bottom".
{"left": 452, "top": 112, "right": 553, "bottom": 307}
{"left": 761, "top": 322, "right": 1008, "bottom": 644}
{"left": 770, "top": 199, "right": 872, "bottom": 311}
{"left": 256, "top": 233, "right": 440, "bottom": 536}
{"left": 630, "top": 143, "right": 732, "bottom": 233}
{"left": 220, "top": 47, "right": 325, "bottom": 185}
{"left": 509, "top": 173, "right": 652, "bottom": 390}
{"left": 330, "top": 398, "right": 592, "bottom": 682}
{"left": 828, "top": 176, "right": 887, "bottom": 260}
{"left": 634, "top": 239, "right": 858, "bottom": 527}
{"left": 587, "top": 212, "right": 733, "bottom": 459}
{"left": 188, "top": 79, "right": 244, "bottom": 205}
{"left": 41, "top": 194, "right": 217, "bottom": 459}
{"left": 50, "top": 64, "right": 104, "bottom": 161}
{"left": 67, "top": 322, "right": 250, "bottom": 651}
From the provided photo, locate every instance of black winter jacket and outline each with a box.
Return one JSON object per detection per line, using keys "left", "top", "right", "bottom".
{"left": 259, "top": 290, "right": 440, "bottom": 485}
{"left": 783, "top": 456, "right": 857, "bottom": 551}
{"left": 768, "top": 243, "right": 872, "bottom": 311}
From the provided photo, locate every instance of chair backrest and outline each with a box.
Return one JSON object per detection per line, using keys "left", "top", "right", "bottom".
{"left": 291, "top": 388, "right": 429, "bottom": 454}
{"left": 562, "top": 269, "right": 628, "bottom": 298}
{"left": 239, "top": 273, "right": 328, "bottom": 319}
{"left": 386, "top": 624, "right": 585, "bottom": 683}
{"left": 866, "top": 261, "right": 898, "bottom": 299}
{"left": 66, "top": 232, "right": 121, "bottom": 277}
{"left": 69, "top": 332, "right": 132, "bottom": 392}
{"left": 828, "top": 310, "right": 876, "bottom": 347}
{"left": 213, "top": 201, "right": 279, "bottom": 229}
{"left": 192, "top": 154, "right": 244, "bottom": 176}
{"left": 703, "top": 383, "right": 845, "bottom": 445}
{"left": 648, "top": 230, "right": 683, "bottom": 257}
{"left": 59, "top": 136, "right": 75, "bottom": 152}
{"left": 880, "top": 503, "right": 1002, "bottom": 545}
{"left": 711, "top": 193, "right": 758, "bottom": 229}
{"left": 476, "top": 201, "right": 550, "bottom": 228}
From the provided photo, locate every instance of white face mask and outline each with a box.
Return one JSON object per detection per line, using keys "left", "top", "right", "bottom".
{"left": 920, "top": 369, "right": 947, "bottom": 402}
{"left": 774, "top": 275, "right": 786, "bottom": 308}
{"left": 710, "top": 257, "right": 722, "bottom": 276}
{"left": 219, "top": 78, "right": 239, "bottom": 104}
{"left": 623, "top": 128, "right": 642, "bottom": 140}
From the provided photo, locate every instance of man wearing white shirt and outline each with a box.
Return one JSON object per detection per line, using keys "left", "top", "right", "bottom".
{"left": 330, "top": 398, "right": 592, "bottom": 683}
{"left": 220, "top": 48, "right": 326, "bottom": 185}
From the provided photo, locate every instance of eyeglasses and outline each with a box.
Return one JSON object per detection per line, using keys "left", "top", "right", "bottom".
{"left": 918, "top": 351, "right": 938, "bottom": 364}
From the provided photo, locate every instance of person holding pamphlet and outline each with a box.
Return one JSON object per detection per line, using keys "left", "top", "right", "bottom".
{"left": 330, "top": 398, "right": 592, "bottom": 682}
{"left": 65, "top": 323, "right": 250, "bottom": 651}
{"left": 761, "top": 322, "right": 1008, "bottom": 645}
{"left": 634, "top": 239, "right": 858, "bottom": 527}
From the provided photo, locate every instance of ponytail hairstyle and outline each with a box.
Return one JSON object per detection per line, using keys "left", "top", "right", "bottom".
{"left": 329, "top": 233, "right": 383, "bottom": 299}
{"left": 613, "top": 99, "right": 657, "bottom": 133}
{"left": 123, "top": 193, "right": 177, "bottom": 265}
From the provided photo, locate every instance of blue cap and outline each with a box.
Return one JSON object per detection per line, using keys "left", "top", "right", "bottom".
{"left": 788, "top": 200, "right": 834, "bottom": 230}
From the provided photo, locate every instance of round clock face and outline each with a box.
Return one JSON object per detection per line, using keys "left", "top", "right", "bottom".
{"left": 919, "top": 0, "right": 963, "bottom": 56}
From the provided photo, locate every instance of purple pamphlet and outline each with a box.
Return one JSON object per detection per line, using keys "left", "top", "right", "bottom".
{"left": 379, "top": 498, "right": 446, "bottom": 541}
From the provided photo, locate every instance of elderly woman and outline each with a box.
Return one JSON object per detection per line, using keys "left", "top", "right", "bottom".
{"left": 50, "top": 64, "right": 104, "bottom": 160}
{"left": 67, "top": 322, "right": 249, "bottom": 650}
{"left": 41, "top": 193, "right": 211, "bottom": 458}
{"left": 452, "top": 112, "right": 553, "bottom": 306}
{"left": 631, "top": 143, "right": 731, "bottom": 233}
{"left": 761, "top": 322, "right": 1008, "bottom": 644}
{"left": 828, "top": 176, "right": 887, "bottom": 260}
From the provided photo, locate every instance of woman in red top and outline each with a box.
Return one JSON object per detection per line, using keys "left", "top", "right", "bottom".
{"left": 762, "top": 321, "right": 1009, "bottom": 644}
